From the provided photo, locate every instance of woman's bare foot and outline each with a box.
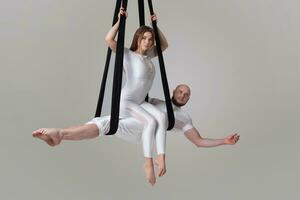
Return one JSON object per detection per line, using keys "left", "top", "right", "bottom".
{"left": 32, "top": 128, "right": 63, "bottom": 146}
{"left": 143, "top": 158, "right": 156, "bottom": 186}
{"left": 154, "top": 154, "right": 166, "bottom": 177}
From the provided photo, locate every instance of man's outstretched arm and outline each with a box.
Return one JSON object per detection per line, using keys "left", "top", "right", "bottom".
{"left": 184, "top": 128, "right": 240, "bottom": 148}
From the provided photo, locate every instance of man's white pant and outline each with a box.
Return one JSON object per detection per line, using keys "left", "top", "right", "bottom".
{"left": 86, "top": 116, "right": 144, "bottom": 144}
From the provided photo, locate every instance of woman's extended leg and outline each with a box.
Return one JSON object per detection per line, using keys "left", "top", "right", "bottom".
{"left": 121, "top": 101, "right": 158, "bottom": 185}
{"left": 141, "top": 102, "right": 167, "bottom": 177}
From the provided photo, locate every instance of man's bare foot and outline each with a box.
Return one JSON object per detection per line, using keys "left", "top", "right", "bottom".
{"left": 143, "top": 158, "right": 156, "bottom": 186}
{"left": 32, "top": 128, "right": 63, "bottom": 146}
{"left": 154, "top": 154, "right": 166, "bottom": 177}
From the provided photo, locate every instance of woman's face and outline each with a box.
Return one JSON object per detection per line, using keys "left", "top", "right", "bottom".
{"left": 138, "top": 31, "right": 154, "bottom": 51}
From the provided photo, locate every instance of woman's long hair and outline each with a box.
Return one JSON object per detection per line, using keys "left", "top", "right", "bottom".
{"left": 130, "top": 25, "right": 155, "bottom": 51}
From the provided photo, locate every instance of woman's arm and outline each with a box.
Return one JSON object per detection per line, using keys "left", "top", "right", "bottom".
{"left": 184, "top": 128, "right": 240, "bottom": 148}
{"left": 150, "top": 14, "right": 168, "bottom": 52}
{"left": 105, "top": 8, "right": 127, "bottom": 52}
{"left": 157, "top": 27, "right": 168, "bottom": 51}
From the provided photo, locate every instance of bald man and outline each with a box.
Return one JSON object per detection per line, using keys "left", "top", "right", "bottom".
{"left": 32, "top": 84, "right": 240, "bottom": 184}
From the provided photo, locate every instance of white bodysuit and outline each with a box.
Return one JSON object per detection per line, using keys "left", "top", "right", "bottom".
{"left": 120, "top": 48, "right": 156, "bottom": 105}
{"left": 86, "top": 98, "right": 194, "bottom": 146}
{"left": 117, "top": 47, "right": 167, "bottom": 158}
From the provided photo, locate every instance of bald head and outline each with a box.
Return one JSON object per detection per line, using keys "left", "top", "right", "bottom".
{"left": 172, "top": 84, "right": 191, "bottom": 107}
{"left": 175, "top": 84, "right": 191, "bottom": 94}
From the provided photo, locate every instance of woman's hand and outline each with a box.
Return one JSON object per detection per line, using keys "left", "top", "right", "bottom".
{"left": 118, "top": 7, "right": 128, "bottom": 19}
{"left": 149, "top": 13, "right": 157, "bottom": 24}
{"left": 105, "top": 7, "right": 127, "bottom": 52}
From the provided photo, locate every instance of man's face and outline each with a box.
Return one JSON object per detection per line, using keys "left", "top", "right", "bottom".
{"left": 172, "top": 85, "right": 191, "bottom": 107}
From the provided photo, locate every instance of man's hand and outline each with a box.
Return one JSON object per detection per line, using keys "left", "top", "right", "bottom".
{"left": 224, "top": 133, "right": 240, "bottom": 145}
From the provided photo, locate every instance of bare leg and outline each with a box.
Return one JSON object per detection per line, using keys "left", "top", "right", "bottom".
{"left": 61, "top": 124, "right": 99, "bottom": 140}
{"left": 32, "top": 124, "right": 99, "bottom": 146}
{"left": 143, "top": 157, "right": 156, "bottom": 186}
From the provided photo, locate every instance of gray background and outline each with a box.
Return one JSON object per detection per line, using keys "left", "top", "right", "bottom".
{"left": 1, "top": 0, "right": 299, "bottom": 199}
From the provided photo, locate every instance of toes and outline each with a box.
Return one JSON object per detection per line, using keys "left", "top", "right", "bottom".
{"left": 158, "top": 168, "right": 166, "bottom": 177}
{"left": 161, "top": 169, "right": 166, "bottom": 176}
{"left": 158, "top": 168, "right": 165, "bottom": 177}
{"left": 33, "top": 132, "right": 56, "bottom": 146}
{"left": 32, "top": 132, "right": 41, "bottom": 137}
{"left": 159, "top": 169, "right": 163, "bottom": 177}
{"left": 33, "top": 132, "right": 45, "bottom": 139}
{"left": 32, "top": 129, "right": 48, "bottom": 137}
{"left": 149, "top": 178, "right": 156, "bottom": 186}
{"left": 158, "top": 168, "right": 163, "bottom": 177}
{"left": 32, "top": 129, "right": 43, "bottom": 136}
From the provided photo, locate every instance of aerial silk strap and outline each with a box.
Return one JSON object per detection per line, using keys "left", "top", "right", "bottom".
{"left": 95, "top": 0, "right": 173, "bottom": 134}
{"left": 138, "top": 0, "right": 145, "bottom": 27}
{"left": 147, "top": 0, "right": 175, "bottom": 130}
{"left": 138, "top": 0, "right": 150, "bottom": 102}
{"left": 106, "top": 0, "right": 128, "bottom": 135}
{"left": 95, "top": 0, "right": 122, "bottom": 117}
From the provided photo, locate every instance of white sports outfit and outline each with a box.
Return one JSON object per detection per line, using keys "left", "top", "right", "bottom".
{"left": 112, "top": 47, "right": 166, "bottom": 158}
{"left": 86, "top": 98, "right": 194, "bottom": 147}
{"left": 120, "top": 48, "right": 156, "bottom": 105}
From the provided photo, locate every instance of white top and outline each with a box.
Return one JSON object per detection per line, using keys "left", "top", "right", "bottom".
{"left": 120, "top": 47, "right": 157, "bottom": 104}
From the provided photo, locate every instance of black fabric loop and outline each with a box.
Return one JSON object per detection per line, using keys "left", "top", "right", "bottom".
{"left": 138, "top": 0, "right": 150, "bottom": 102}
{"left": 138, "top": 0, "right": 145, "bottom": 26}
{"left": 95, "top": 0, "right": 122, "bottom": 117}
{"left": 147, "top": 0, "right": 175, "bottom": 130}
{"left": 106, "top": 0, "right": 128, "bottom": 135}
{"left": 95, "top": 0, "right": 174, "bottom": 135}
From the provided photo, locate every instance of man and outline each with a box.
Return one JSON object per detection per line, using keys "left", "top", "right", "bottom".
{"left": 32, "top": 84, "right": 240, "bottom": 184}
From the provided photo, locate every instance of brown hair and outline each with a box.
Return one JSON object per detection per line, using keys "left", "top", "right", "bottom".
{"left": 129, "top": 25, "right": 155, "bottom": 51}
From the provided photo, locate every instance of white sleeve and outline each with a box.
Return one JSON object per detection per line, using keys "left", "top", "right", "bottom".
{"left": 175, "top": 110, "right": 194, "bottom": 133}
{"left": 182, "top": 116, "right": 194, "bottom": 132}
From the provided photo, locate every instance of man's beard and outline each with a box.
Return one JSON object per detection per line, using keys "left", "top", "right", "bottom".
{"left": 172, "top": 96, "right": 185, "bottom": 107}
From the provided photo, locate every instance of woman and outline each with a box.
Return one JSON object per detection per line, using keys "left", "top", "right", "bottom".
{"left": 105, "top": 8, "right": 168, "bottom": 185}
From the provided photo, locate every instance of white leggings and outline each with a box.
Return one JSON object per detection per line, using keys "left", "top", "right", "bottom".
{"left": 120, "top": 100, "right": 167, "bottom": 158}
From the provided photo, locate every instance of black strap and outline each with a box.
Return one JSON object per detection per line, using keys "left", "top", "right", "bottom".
{"left": 138, "top": 0, "right": 145, "bottom": 26}
{"left": 147, "top": 0, "right": 175, "bottom": 130}
{"left": 96, "top": 0, "right": 173, "bottom": 134}
{"left": 138, "top": 0, "right": 150, "bottom": 102}
{"left": 106, "top": 0, "right": 128, "bottom": 135}
{"left": 95, "top": 0, "right": 122, "bottom": 117}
